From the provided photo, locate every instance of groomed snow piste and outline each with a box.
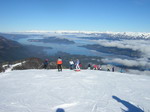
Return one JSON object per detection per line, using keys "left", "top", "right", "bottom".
{"left": 0, "top": 69, "right": 150, "bottom": 112}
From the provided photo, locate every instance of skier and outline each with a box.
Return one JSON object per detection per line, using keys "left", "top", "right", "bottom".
{"left": 43, "top": 59, "right": 48, "bottom": 69}
{"left": 75, "top": 59, "right": 80, "bottom": 70}
{"left": 69, "top": 59, "right": 74, "bottom": 70}
{"left": 57, "top": 57, "right": 63, "bottom": 72}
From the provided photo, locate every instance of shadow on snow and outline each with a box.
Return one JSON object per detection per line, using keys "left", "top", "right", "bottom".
{"left": 56, "top": 108, "right": 65, "bottom": 112}
{"left": 112, "top": 95, "right": 144, "bottom": 112}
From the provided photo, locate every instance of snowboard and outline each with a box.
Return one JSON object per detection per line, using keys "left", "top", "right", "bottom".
{"left": 74, "top": 69, "right": 81, "bottom": 72}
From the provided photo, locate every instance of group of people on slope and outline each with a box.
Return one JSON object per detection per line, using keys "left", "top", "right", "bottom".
{"left": 43, "top": 58, "right": 124, "bottom": 73}
{"left": 69, "top": 59, "right": 82, "bottom": 70}
{"left": 43, "top": 57, "right": 81, "bottom": 72}
{"left": 43, "top": 57, "right": 63, "bottom": 72}
{"left": 87, "top": 64, "right": 115, "bottom": 72}
{"left": 87, "top": 64, "right": 102, "bottom": 70}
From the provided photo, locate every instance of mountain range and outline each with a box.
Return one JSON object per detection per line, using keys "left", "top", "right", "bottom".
{"left": 0, "top": 36, "right": 51, "bottom": 63}
{"left": 0, "top": 31, "right": 149, "bottom": 73}
{"left": 14, "top": 31, "right": 150, "bottom": 39}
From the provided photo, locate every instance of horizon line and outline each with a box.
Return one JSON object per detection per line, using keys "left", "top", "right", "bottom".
{"left": 1, "top": 30, "right": 150, "bottom": 34}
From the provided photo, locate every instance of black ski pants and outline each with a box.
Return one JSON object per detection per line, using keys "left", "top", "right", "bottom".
{"left": 57, "top": 64, "right": 62, "bottom": 71}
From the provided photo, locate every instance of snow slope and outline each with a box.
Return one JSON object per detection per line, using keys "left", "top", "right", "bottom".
{"left": 0, "top": 69, "right": 150, "bottom": 112}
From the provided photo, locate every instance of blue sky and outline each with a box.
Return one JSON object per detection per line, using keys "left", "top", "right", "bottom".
{"left": 0, "top": 0, "right": 150, "bottom": 32}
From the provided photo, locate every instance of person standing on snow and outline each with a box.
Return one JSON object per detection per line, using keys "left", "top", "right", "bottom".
{"left": 112, "top": 66, "right": 115, "bottom": 72}
{"left": 57, "top": 57, "right": 63, "bottom": 72}
{"left": 69, "top": 59, "right": 74, "bottom": 70}
{"left": 75, "top": 59, "right": 80, "bottom": 70}
{"left": 43, "top": 59, "right": 48, "bottom": 69}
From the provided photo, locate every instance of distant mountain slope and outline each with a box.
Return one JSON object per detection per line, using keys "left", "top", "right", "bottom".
{"left": 0, "top": 36, "right": 26, "bottom": 62}
{"left": 0, "top": 36, "right": 51, "bottom": 63}
{"left": 0, "top": 33, "right": 32, "bottom": 41}
{"left": 0, "top": 36, "right": 21, "bottom": 49}
{"left": 1, "top": 31, "right": 150, "bottom": 40}
{"left": 28, "top": 37, "right": 75, "bottom": 44}
{"left": 81, "top": 44, "right": 141, "bottom": 58}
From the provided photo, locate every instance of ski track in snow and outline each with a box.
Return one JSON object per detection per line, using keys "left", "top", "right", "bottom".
{"left": 0, "top": 69, "right": 150, "bottom": 112}
{"left": 52, "top": 102, "right": 78, "bottom": 109}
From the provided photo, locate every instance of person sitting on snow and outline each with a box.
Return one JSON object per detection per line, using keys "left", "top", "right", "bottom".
{"left": 93, "top": 64, "right": 98, "bottom": 70}
{"left": 88, "top": 64, "right": 91, "bottom": 70}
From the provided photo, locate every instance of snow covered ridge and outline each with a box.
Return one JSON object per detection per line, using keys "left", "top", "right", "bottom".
{"left": 0, "top": 69, "right": 150, "bottom": 112}
{"left": 31, "top": 31, "right": 150, "bottom": 39}
{"left": 3, "top": 31, "right": 150, "bottom": 39}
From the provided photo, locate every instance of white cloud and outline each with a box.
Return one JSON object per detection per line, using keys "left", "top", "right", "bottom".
{"left": 102, "top": 58, "right": 150, "bottom": 68}
{"left": 94, "top": 39, "right": 150, "bottom": 58}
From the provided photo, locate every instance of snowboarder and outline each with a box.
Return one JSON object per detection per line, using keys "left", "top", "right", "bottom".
{"left": 43, "top": 59, "right": 48, "bottom": 69}
{"left": 69, "top": 59, "right": 74, "bottom": 70}
{"left": 75, "top": 59, "right": 80, "bottom": 70}
{"left": 57, "top": 57, "right": 63, "bottom": 72}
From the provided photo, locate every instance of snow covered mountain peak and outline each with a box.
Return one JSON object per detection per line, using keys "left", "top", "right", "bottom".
{"left": 7, "top": 30, "right": 150, "bottom": 39}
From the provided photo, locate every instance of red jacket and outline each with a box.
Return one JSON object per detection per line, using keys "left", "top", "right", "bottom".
{"left": 57, "top": 59, "right": 62, "bottom": 64}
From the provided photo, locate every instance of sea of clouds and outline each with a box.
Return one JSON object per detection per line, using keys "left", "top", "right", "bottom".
{"left": 91, "top": 39, "right": 150, "bottom": 69}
